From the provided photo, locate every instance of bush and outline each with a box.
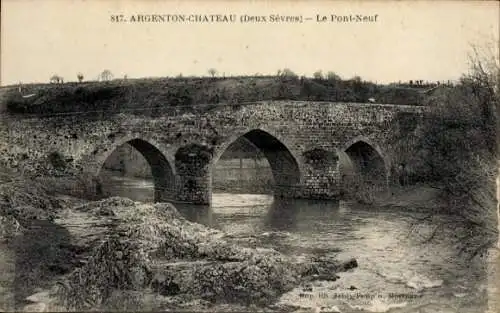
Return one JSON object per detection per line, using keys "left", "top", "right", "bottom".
{"left": 48, "top": 151, "right": 66, "bottom": 170}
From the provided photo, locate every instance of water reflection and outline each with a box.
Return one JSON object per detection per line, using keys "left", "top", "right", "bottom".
{"left": 264, "top": 198, "right": 300, "bottom": 231}
{"left": 99, "top": 172, "right": 155, "bottom": 203}
{"left": 174, "top": 202, "right": 213, "bottom": 226}
{"left": 264, "top": 198, "right": 341, "bottom": 232}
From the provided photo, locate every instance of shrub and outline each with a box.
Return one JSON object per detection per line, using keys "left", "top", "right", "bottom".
{"left": 47, "top": 151, "right": 67, "bottom": 170}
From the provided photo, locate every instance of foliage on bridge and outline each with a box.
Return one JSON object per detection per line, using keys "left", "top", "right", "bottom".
{"left": 303, "top": 148, "right": 338, "bottom": 167}
{"left": 174, "top": 144, "right": 214, "bottom": 164}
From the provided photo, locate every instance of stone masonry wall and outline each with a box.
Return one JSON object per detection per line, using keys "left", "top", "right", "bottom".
{"left": 0, "top": 101, "right": 425, "bottom": 204}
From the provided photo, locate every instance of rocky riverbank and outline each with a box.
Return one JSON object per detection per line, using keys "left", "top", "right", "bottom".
{"left": 0, "top": 181, "right": 358, "bottom": 312}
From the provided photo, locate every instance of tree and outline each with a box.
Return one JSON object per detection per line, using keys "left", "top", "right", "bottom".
{"left": 280, "top": 68, "right": 297, "bottom": 78}
{"left": 77, "top": 73, "right": 84, "bottom": 83}
{"left": 208, "top": 68, "right": 217, "bottom": 78}
{"left": 351, "top": 75, "right": 362, "bottom": 83}
{"left": 313, "top": 70, "right": 323, "bottom": 80}
{"left": 99, "top": 69, "right": 113, "bottom": 81}
{"left": 409, "top": 41, "right": 500, "bottom": 259}
{"left": 326, "top": 71, "right": 341, "bottom": 81}
{"left": 467, "top": 44, "right": 499, "bottom": 142}
{"left": 50, "top": 75, "right": 62, "bottom": 84}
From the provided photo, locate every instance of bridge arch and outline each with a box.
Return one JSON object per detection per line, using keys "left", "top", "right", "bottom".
{"left": 339, "top": 136, "right": 389, "bottom": 196}
{"left": 96, "top": 137, "right": 176, "bottom": 202}
{"left": 341, "top": 136, "right": 389, "bottom": 172}
{"left": 210, "top": 128, "right": 301, "bottom": 201}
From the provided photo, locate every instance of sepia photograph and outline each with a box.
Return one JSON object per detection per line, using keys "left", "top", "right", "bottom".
{"left": 0, "top": 0, "right": 499, "bottom": 312}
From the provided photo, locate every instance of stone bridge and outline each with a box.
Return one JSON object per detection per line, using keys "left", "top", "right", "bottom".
{"left": 1, "top": 101, "right": 426, "bottom": 204}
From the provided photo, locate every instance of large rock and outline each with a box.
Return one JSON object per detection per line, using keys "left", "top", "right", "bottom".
{"left": 51, "top": 197, "right": 357, "bottom": 311}
{"left": 0, "top": 180, "right": 63, "bottom": 224}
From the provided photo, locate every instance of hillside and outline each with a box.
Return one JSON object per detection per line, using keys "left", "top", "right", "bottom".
{"left": 1, "top": 75, "right": 432, "bottom": 117}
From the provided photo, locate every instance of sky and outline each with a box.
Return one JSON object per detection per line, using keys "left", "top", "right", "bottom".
{"left": 1, "top": 0, "right": 499, "bottom": 86}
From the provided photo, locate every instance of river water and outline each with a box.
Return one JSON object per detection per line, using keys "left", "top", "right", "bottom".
{"left": 103, "top": 175, "right": 497, "bottom": 313}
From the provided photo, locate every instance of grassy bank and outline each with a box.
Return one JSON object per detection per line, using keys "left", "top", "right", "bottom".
{"left": 1, "top": 75, "right": 428, "bottom": 117}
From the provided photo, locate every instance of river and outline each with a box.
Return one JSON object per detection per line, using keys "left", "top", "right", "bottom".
{"left": 102, "top": 174, "right": 496, "bottom": 313}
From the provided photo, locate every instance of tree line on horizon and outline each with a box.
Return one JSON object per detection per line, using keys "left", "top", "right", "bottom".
{"left": 42, "top": 67, "right": 454, "bottom": 89}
